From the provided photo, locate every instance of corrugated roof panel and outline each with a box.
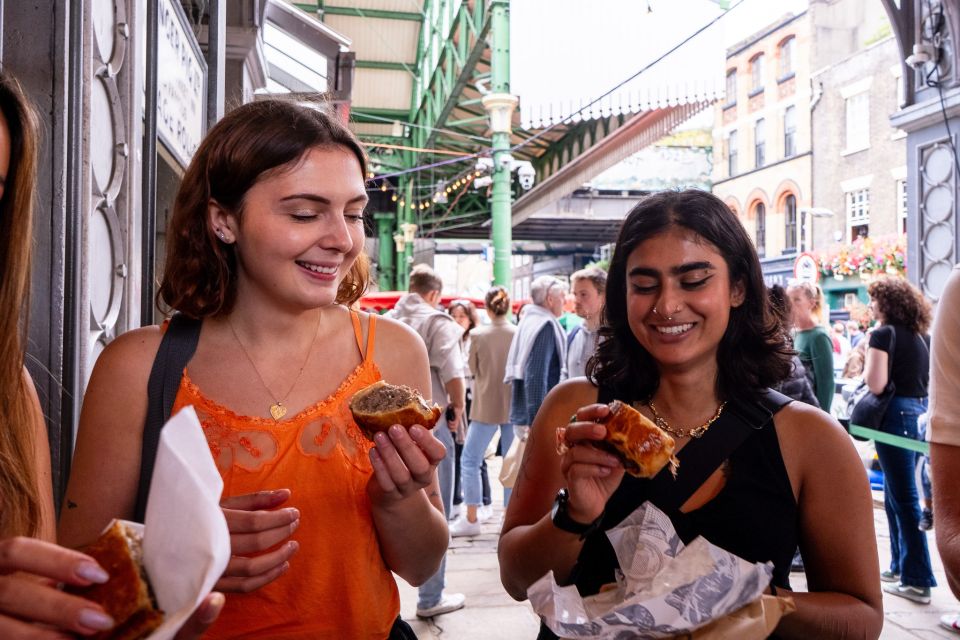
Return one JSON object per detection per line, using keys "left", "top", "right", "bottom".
{"left": 327, "top": 0, "right": 425, "bottom": 12}
{"left": 352, "top": 68, "right": 413, "bottom": 110}
{"left": 324, "top": 14, "right": 420, "bottom": 62}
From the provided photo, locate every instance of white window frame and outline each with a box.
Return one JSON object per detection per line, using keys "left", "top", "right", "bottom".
{"left": 845, "top": 188, "right": 871, "bottom": 240}
{"left": 751, "top": 54, "right": 764, "bottom": 92}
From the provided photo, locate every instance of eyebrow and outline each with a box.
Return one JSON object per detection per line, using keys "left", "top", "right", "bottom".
{"left": 279, "top": 192, "right": 369, "bottom": 205}
{"left": 628, "top": 261, "right": 716, "bottom": 278}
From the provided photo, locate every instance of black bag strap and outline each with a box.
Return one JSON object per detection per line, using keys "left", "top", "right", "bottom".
{"left": 133, "top": 313, "right": 202, "bottom": 523}
{"left": 595, "top": 385, "right": 791, "bottom": 515}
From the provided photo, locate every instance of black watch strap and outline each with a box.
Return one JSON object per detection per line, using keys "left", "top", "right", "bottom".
{"left": 551, "top": 488, "right": 603, "bottom": 540}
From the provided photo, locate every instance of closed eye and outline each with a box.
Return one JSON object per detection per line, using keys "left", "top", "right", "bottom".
{"left": 682, "top": 277, "right": 712, "bottom": 290}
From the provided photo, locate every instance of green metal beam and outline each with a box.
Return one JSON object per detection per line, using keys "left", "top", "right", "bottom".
{"left": 355, "top": 60, "right": 417, "bottom": 71}
{"left": 321, "top": 6, "right": 423, "bottom": 21}
{"left": 352, "top": 107, "right": 410, "bottom": 120}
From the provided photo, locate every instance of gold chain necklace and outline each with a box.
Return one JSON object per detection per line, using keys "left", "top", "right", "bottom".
{"left": 647, "top": 400, "right": 728, "bottom": 439}
{"left": 227, "top": 314, "right": 321, "bottom": 421}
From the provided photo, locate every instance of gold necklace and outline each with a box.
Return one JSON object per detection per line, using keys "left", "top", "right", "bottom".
{"left": 227, "top": 314, "right": 321, "bottom": 421}
{"left": 647, "top": 400, "right": 727, "bottom": 439}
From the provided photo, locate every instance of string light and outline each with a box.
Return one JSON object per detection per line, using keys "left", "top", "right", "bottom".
{"left": 391, "top": 194, "right": 398, "bottom": 202}
{"left": 380, "top": 184, "right": 387, "bottom": 191}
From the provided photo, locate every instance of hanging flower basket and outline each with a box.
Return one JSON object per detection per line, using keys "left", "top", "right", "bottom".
{"left": 817, "top": 234, "right": 907, "bottom": 280}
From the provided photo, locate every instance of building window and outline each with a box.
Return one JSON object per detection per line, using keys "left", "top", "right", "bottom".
{"left": 846, "top": 188, "right": 870, "bottom": 240}
{"left": 751, "top": 54, "right": 764, "bottom": 92}
{"left": 783, "top": 106, "right": 797, "bottom": 157}
{"left": 778, "top": 37, "right": 795, "bottom": 78}
{"left": 728, "top": 130, "right": 738, "bottom": 176}
{"left": 755, "top": 119, "right": 766, "bottom": 168}
{"left": 784, "top": 194, "right": 797, "bottom": 251}
{"left": 897, "top": 179, "right": 908, "bottom": 234}
{"left": 845, "top": 92, "right": 870, "bottom": 152}
{"left": 755, "top": 202, "right": 766, "bottom": 257}
{"left": 725, "top": 69, "right": 737, "bottom": 105}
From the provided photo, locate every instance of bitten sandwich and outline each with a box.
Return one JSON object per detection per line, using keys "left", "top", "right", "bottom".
{"left": 67, "top": 520, "right": 164, "bottom": 640}
{"left": 598, "top": 400, "right": 679, "bottom": 478}
{"left": 349, "top": 380, "right": 442, "bottom": 439}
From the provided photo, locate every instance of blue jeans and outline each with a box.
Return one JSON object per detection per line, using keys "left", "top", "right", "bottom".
{"left": 418, "top": 420, "right": 455, "bottom": 609}
{"left": 462, "top": 421, "right": 514, "bottom": 507}
{"left": 875, "top": 396, "right": 936, "bottom": 588}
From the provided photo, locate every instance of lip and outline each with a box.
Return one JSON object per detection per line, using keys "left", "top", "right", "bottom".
{"left": 296, "top": 260, "right": 340, "bottom": 282}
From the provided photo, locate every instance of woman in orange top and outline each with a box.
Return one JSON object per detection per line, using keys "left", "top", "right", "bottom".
{"left": 59, "top": 99, "right": 449, "bottom": 638}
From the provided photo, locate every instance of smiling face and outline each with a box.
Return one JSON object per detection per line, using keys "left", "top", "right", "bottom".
{"left": 450, "top": 305, "right": 471, "bottom": 332}
{"left": 211, "top": 145, "right": 367, "bottom": 312}
{"left": 624, "top": 226, "right": 744, "bottom": 373}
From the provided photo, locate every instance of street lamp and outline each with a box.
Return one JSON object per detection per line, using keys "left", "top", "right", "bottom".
{"left": 798, "top": 207, "right": 835, "bottom": 252}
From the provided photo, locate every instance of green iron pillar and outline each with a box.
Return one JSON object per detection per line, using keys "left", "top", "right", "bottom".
{"left": 402, "top": 180, "right": 415, "bottom": 288}
{"left": 482, "top": 0, "right": 517, "bottom": 288}
{"left": 374, "top": 212, "right": 395, "bottom": 291}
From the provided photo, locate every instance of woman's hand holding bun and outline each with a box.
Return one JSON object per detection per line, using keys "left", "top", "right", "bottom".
{"left": 559, "top": 404, "right": 625, "bottom": 525}
{"left": 367, "top": 424, "right": 446, "bottom": 505}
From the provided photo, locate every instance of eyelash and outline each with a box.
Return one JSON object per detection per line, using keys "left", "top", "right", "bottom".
{"left": 631, "top": 277, "right": 711, "bottom": 294}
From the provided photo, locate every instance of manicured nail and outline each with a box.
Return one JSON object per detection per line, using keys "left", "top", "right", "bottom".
{"left": 290, "top": 519, "right": 299, "bottom": 533}
{"left": 78, "top": 609, "right": 114, "bottom": 631}
{"left": 76, "top": 562, "right": 109, "bottom": 584}
{"left": 200, "top": 593, "right": 225, "bottom": 624}
{"left": 286, "top": 508, "right": 300, "bottom": 521}
{"left": 409, "top": 425, "right": 424, "bottom": 438}
{"left": 390, "top": 425, "right": 405, "bottom": 438}
{"left": 375, "top": 432, "right": 389, "bottom": 445}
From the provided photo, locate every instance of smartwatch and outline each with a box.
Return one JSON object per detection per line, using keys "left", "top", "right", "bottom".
{"left": 550, "top": 488, "right": 602, "bottom": 539}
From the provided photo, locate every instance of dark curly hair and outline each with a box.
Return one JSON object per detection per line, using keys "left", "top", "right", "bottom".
{"left": 158, "top": 98, "right": 370, "bottom": 318}
{"left": 587, "top": 189, "right": 793, "bottom": 401}
{"left": 868, "top": 276, "right": 931, "bottom": 334}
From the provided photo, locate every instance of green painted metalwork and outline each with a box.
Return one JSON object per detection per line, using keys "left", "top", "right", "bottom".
{"left": 355, "top": 60, "right": 417, "bottom": 71}
{"left": 322, "top": 5, "right": 423, "bottom": 21}
{"left": 489, "top": 0, "right": 511, "bottom": 287}
{"left": 374, "top": 212, "right": 396, "bottom": 290}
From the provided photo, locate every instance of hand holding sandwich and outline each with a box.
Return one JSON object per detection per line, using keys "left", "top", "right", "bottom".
{"left": 0, "top": 536, "right": 116, "bottom": 637}
{"left": 560, "top": 404, "right": 626, "bottom": 525}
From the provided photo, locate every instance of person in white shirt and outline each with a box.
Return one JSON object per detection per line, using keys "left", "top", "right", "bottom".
{"left": 566, "top": 267, "right": 606, "bottom": 379}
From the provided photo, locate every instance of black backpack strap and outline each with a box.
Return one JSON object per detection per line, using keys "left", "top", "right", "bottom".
{"left": 133, "top": 313, "right": 202, "bottom": 523}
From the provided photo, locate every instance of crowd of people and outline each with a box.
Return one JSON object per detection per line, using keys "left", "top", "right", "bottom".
{"left": 3, "top": 68, "right": 960, "bottom": 639}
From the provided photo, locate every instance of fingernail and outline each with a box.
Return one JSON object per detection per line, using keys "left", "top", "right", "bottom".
{"left": 593, "top": 425, "right": 607, "bottom": 437}
{"left": 281, "top": 561, "right": 292, "bottom": 573}
{"left": 288, "top": 541, "right": 300, "bottom": 553}
{"left": 76, "top": 562, "right": 109, "bottom": 584}
{"left": 201, "top": 593, "right": 225, "bottom": 624}
{"left": 390, "top": 425, "right": 404, "bottom": 437}
{"left": 78, "top": 609, "right": 114, "bottom": 631}
{"left": 375, "top": 432, "right": 389, "bottom": 445}
{"left": 286, "top": 508, "right": 300, "bottom": 521}
{"left": 409, "top": 425, "right": 424, "bottom": 438}
{"left": 290, "top": 518, "right": 300, "bottom": 532}
{"left": 598, "top": 467, "right": 611, "bottom": 476}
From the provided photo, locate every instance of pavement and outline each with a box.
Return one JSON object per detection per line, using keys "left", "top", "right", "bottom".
{"left": 396, "top": 456, "right": 960, "bottom": 639}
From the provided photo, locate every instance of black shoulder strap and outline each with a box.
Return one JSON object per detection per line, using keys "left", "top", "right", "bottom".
{"left": 133, "top": 313, "right": 202, "bottom": 523}
{"left": 595, "top": 385, "right": 791, "bottom": 514}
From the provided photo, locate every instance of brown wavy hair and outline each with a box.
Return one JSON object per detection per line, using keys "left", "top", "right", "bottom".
{"left": 588, "top": 189, "right": 793, "bottom": 401}
{"left": 158, "top": 99, "right": 370, "bottom": 317}
{"left": 0, "top": 73, "right": 42, "bottom": 536}
{"left": 868, "top": 276, "right": 932, "bottom": 334}
{"left": 484, "top": 285, "right": 511, "bottom": 317}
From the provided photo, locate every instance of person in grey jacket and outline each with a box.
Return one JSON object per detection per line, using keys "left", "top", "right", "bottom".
{"left": 391, "top": 264, "right": 467, "bottom": 618}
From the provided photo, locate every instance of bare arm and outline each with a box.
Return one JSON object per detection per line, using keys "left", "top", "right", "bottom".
{"left": 369, "top": 316, "right": 449, "bottom": 586}
{"left": 444, "top": 376, "right": 466, "bottom": 429}
{"left": 863, "top": 347, "right": 888, "bottom": 396}
{"left": 774, "top": 403, "right": 883, "bottom": 639}
{"left": 498, "top": 379, "right": 622, "bottom": 600}
{"left": 932, "top": 442, "right": 960, "bottom": 598}
{"left": 58, "top": 328, "right": 160, "bottom": 547}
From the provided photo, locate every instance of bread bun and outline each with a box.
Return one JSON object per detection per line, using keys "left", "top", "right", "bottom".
{"left": 66, "top": 520, "right": 164, "bottom": 640}
{"left": 599, "top": 400, "right": 678, "bottom": 478}
{"left": 349, "top": 380, "right": 442, "bottom": 439}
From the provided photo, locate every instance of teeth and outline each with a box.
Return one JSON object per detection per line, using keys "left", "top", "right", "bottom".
{"left": 656, "top": 323, "right": 693, "bottom": 335}
{"left": 299, "top": 262, "right": 337, "bottom": 275}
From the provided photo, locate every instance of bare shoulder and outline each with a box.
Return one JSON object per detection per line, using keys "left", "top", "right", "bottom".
{"left": 368, "top": 312, "right": 430, "bottom": 387}
{"left": 91, "top": 325, "right": 164, "bottom": 381}
{"left": 773, "top": 400, "right": 863, "bottom": 492}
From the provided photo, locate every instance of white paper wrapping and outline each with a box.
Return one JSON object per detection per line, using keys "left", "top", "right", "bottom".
{"left": 137, "top": 405, "right": 231, "bottom": 639}
{"left": 528, "top": 502, "right": 772, "bottom": 639}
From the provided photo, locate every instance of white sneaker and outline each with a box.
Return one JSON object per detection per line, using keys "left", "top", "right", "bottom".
{"left": 941, "top": 613, "right": 960, "bottom": 634}
{"left": 416, "top": 592, "right": 466, "bottom": 618}
{"left": 448, "top": 503, "right": 462, "bottom": 520}
{"left": 478, "top": 505, "right": 495, "bottom": 523}
{"left": 449, "top": 516, "right": 482, "bottom": 538}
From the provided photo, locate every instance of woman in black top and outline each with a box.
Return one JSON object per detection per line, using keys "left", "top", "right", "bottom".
{"left": 863, "top": 276, "right": 935, "bottom": 602}
{"left": 498, "top": 190, "right": 883, "bottom": 639}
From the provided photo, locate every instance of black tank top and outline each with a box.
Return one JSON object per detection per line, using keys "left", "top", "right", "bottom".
{"left": 537, "top": 387, "right": 796, "bottom": 640}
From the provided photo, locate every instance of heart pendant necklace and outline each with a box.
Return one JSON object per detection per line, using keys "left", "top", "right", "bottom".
{"left": 228, "top": 313, "right": 321, "bottom": 422}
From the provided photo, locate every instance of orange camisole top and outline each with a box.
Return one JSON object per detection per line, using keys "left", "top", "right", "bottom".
{"left": 171, "top": 312, "right": 399, "bottom": 639}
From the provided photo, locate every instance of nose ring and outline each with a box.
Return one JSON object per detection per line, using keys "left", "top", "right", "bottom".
{"left": 653, "top": 304, "right": 682, "bottom": 321}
